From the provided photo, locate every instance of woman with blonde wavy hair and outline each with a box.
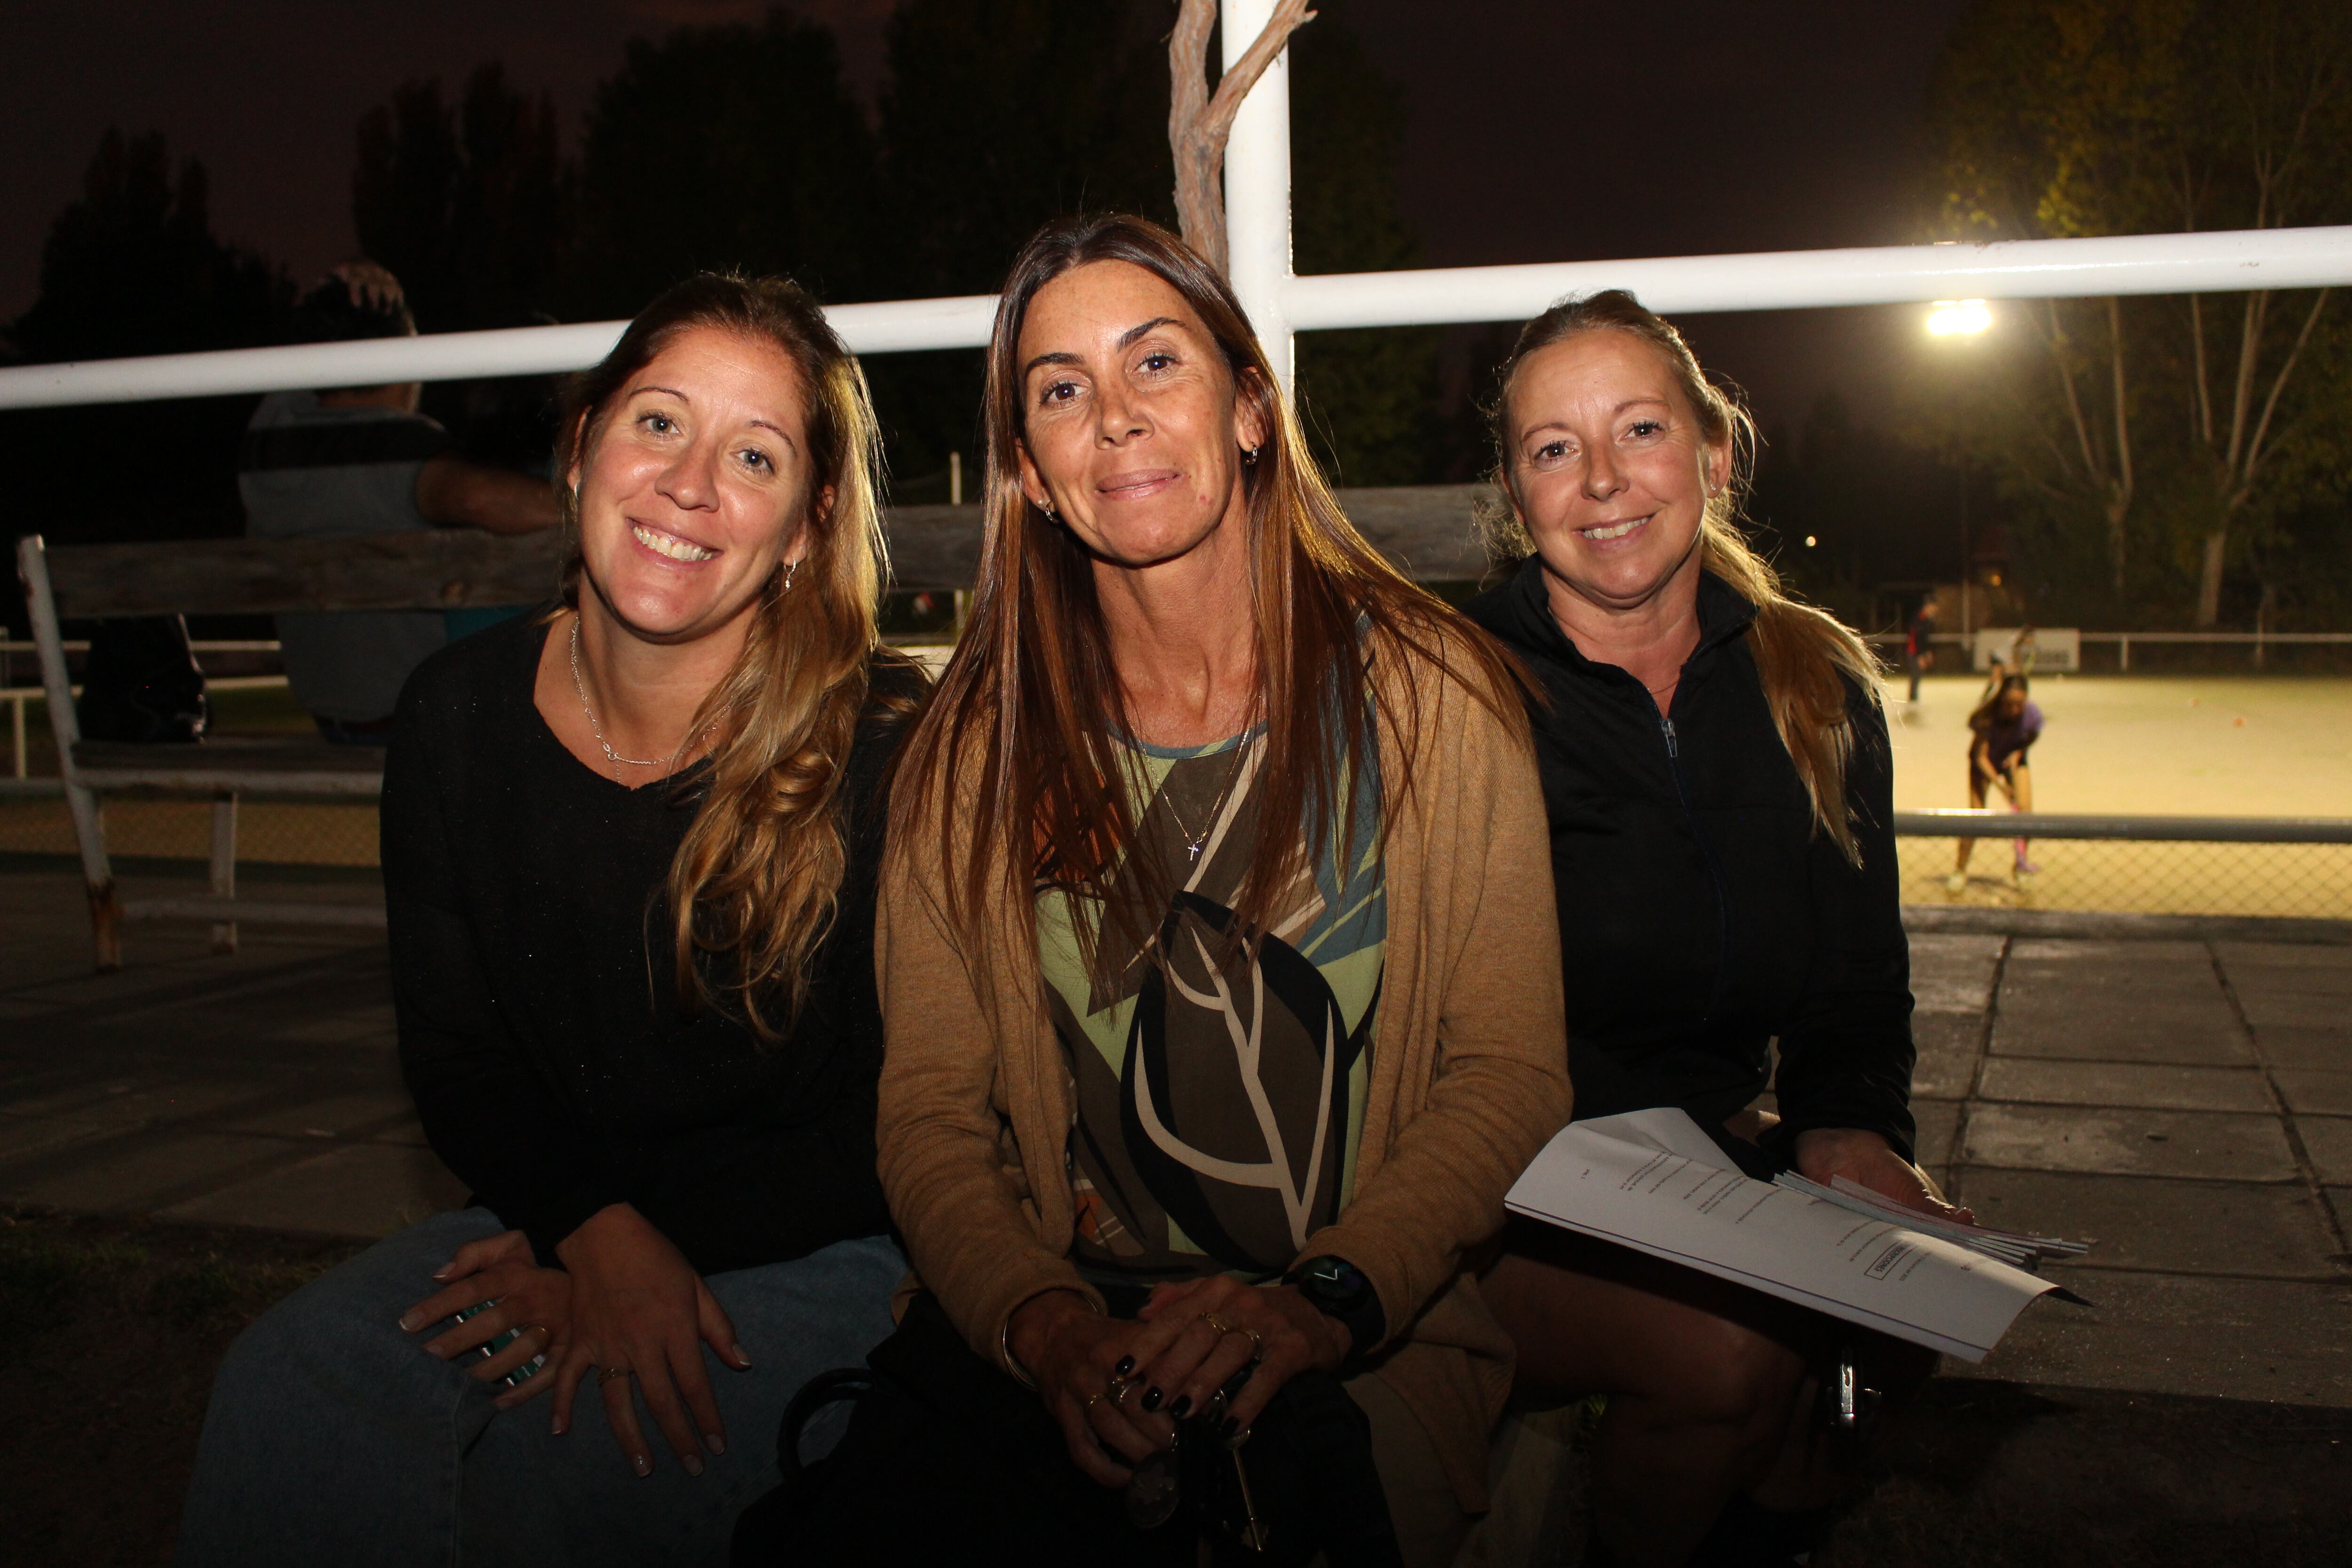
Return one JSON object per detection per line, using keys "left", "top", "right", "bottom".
{"left": 179, "top": 273, "right": 923, "bottom": 1568}
{"left": 863, "top": 215, "right": 1567, "bottom": 1566}
{"left": 1463, "top": 290, "right": 1951, "bottom": 1568}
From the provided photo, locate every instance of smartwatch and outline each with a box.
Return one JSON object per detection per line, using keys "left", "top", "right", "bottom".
{"left": 1282, "top": 1255, "right": 1386, "bottom": 1358}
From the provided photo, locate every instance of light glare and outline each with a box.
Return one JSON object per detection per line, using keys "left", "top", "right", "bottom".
{"left": 1927, "top": 299, "right": 1993, "bottom": 336}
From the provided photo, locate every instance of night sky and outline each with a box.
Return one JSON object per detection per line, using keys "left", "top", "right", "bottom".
{"left": 1, "top": 0, "right": 1970, "bottom": 433}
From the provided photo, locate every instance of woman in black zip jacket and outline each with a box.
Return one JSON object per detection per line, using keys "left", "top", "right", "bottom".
{"left": 1464, "top": 292, "right": 1966, "bottom": 1568}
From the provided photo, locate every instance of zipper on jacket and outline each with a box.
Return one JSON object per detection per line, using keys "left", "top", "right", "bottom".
{"left": 1651, "top": 697, "right": 1730, "bottom": 1024}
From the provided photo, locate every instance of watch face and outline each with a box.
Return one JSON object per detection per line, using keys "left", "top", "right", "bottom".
{"left": 1304, "top": 1258, "right": 1362, "bottom": 1301}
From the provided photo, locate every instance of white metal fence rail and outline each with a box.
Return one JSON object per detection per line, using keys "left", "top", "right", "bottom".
{"left": 0, "top": 0, "right": 2350, "bottom": 410}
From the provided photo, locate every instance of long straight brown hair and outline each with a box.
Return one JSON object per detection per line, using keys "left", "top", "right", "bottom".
{"left": 1484, "top": 288, "right": 1883, "bottom": 863}
{"left": 555, "top": 272, "right": 913, "bottom": 1037}
{"left": 893, "top": 215, "right": 1524, "bottom": 980}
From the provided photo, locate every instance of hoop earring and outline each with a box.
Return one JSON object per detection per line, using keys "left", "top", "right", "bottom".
{"left": 1242, "top": 444, "right": 1261, "bottom": 466}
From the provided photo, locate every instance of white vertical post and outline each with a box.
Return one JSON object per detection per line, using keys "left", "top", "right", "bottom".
{"left": 1221, "top": 0, "right": 1295, "bottom": 395}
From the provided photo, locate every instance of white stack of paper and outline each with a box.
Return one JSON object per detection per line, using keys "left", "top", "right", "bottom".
{"left": 1503, "top": 1108, "right": 2066, "bottom": 1361}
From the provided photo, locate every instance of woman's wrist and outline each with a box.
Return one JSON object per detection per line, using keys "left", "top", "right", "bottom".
{"left": 1004, "top": 1288, "right": 1098, "bottom": 1383}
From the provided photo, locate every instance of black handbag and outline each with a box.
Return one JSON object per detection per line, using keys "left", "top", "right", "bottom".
{"left": 75, "top": 616, "right": 208, "bottom": 743}
{"left": 730, "top": 1293, "right": 1402, "bottom": 1568}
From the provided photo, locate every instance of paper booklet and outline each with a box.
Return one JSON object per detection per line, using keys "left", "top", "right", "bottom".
{"left": 1503, "top": 1108, "right": 2077, "bottom": 1361}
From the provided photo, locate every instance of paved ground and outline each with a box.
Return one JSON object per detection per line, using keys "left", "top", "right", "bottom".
{"left": 1901, "top": 929, "right": 2352, "bottom": 1406}
{"left": 4, "top": 869, "right": 2349, "bottom": 1409}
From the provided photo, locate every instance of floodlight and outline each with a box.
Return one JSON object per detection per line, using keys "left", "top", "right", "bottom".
{"left": 1927, "top": 299, "right": 1993, "bottom": 336}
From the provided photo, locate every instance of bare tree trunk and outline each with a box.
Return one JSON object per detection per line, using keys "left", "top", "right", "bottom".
{"left": 2194, "top": 287, "right": 2329, "bottom": 627}
{"left": 1168, "top": 0, "right": 1316, "bottom": 274}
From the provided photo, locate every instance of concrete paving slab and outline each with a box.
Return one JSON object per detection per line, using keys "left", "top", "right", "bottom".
{"left": 1992, "top": 999, "right": 2254, "bottom": 1066}
{"left": 270, "top": 1007, "right": 400, "bottom": 1046}
{"left": 2298, "top": 1115, "right": 2352, "bottom": 1185}
{"left": 0, "top": 1130, "right": 321, "bottom": 1212}
{"left": 1913, "top": 1099, "right": 1961, "bottom": 1167}
{"left": 0, "top": 1112, "right": 118, "bottom": 1163}
{"left": 2237, "top": 992, "right": 2351, "bottom": 1030}
{"left": 2008, "top": 939, "right": 2213, "bottom": 965}
{"left": 1976, "top": 1059, "right": 2274, "bottom": 1113}
{"left": 1908, "top": 933, "right": 2004, "bottom": 1014}
{"left": 1953, "top": 1268, "right": 2352, "bottom": 1407}
{"left": 2215, "top": 940, "right": 2352, "bottom": 972}
{"left": 2272, "top": 1069, "right": 2352, "bottom": 1116}
{"left": 1956, "top": 1169, "right": 2343, "bottom": 1279}
{"left": 2228, "top": 964, "right": 2352, "bottom": 1003}
{"left": 1911, "top": 1012, "right": 1982, "bottom": 1099}
{"left": 1961, "top": 1105, "right": 2302, "bottom": 1182}
{"left": 159, "top": 1140, "right": 467, "bottom": 1238}
{"left": 2253, "top": 1025, "right": 2352, "bottom": 1070}
{"left": 0, "top": 1074, "right": 276, "bottom": 1128}
{"left": 212, "top": 1090, "right": 421, "bottom": 1140}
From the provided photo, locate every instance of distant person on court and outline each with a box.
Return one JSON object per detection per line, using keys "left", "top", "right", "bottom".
{"left": 1950, "top": 673, "right": 2042, "bottom": 890}
{"left": 239, "top": 261, "right": 557, "bottom": 744}
{"left": 1903, "top": 592, "right": 1938, "bottom": 702}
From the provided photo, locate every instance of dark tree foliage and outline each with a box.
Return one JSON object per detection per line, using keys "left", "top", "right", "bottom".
{"left": 352, "top": 64, "right": 575, "bottom": 334}
{"left": 863, "top": 0, "right": 1170, "bottom": 486}
{"left": 1287, "top": 20, "right": 1440, "bottom": 487}
{"left": 568, "top": 11, "right": 876, "bottom": 319}
{"left": 2, "top": 129, "right": 288, "bottom": 559}
{"left": 1750, "top": 392, "right": 1963, "bottom": 631}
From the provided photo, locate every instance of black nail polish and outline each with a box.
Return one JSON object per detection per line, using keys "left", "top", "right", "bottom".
{"left": 1114, "top": 1355, "right": 1136, "bottom": 1378}
{"left": 1141, "top": 1386, "right": 1164, "bottom": 1412}
{"left": 1168, "top": 1395, "right": 1192, "bottom": 1418}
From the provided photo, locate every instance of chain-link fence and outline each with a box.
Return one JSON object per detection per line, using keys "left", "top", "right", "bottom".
{"left": 1895, "top": 812, "right": 2352, "bottom": 921}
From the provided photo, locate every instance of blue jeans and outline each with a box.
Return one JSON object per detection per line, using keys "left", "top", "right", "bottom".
{"left": 176, "top": 1209, "right": 902, "bottom": 1568}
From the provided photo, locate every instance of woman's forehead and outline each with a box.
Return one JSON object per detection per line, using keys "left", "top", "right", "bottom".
{"left": 1020, "top": 260, "right": 1203, "bottom": 356}
{"left": 632, "top": 326, "right": 807, "bottom": 422}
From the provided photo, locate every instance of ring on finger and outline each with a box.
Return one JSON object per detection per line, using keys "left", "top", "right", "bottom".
{"left": 1084, "top": 1391, "right": 1106, "bottom": 1410}
{"left": 595, "top": 1366, "right": 630, "bottom": 1386}
{"left": 1199, "top": 1311, "right": 1238, "bottom": 1337}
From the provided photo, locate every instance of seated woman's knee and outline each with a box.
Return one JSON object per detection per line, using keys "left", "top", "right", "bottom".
{"left": 1657, "top": 1313, "right": 1805, "bottom": 1437}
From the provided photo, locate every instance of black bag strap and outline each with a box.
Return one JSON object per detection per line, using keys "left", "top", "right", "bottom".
{"left": 774, "top": 1368, "right": 875, "bottom": 1480}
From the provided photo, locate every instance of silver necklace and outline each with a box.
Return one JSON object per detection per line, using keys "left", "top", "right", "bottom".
{"left": 1161, "top": 735, "right": 1251, "bottom": 863}
{"left": 569, "top": 617, "right": 682, "bottom": 774}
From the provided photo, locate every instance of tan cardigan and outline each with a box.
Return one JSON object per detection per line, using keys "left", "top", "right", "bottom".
{"left": 875, "top": 634, "right": 1571, "bottom": 1512}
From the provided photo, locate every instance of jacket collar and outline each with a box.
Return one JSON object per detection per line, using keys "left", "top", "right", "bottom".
{"left": 1491, "top": 554, "right": 1759, "bottom": 679}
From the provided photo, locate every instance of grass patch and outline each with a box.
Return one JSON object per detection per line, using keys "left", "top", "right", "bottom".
{"left": 0, "top": 1207, "right": 361, "bottom": 1565}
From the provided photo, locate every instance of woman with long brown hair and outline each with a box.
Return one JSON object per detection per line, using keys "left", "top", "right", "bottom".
{"left": 179, "top": 273, "right": 922, "bottom": 1567}
{"left": 1463, "top": 290, "right": 1953, "bottom": 1568}
{"left": 868, "top": 215, "right": 1569, "bottom": 1565}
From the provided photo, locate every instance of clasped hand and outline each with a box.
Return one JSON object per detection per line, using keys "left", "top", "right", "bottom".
{"left": 1794, "top": 1126, "right": 1975, "bottom": 1226}
{"left": 1008, "top": 1274, "right": 1351, "bottom": 1488}
{"left": 400, "top": 1203, "right": 749, "bottom": 1478}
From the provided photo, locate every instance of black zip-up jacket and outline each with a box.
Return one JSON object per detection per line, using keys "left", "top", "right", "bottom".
{"left": 1466, "top": 561, "right": 1917, "bottom": 1163}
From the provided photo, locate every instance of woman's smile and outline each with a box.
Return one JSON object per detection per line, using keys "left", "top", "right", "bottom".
{"left": 628, "top": 520, "right": 719, "bottom": 564}
{"left": 1097, "top": 467, "right": 1182, "bottom": 501}
{"left": 1578, "top": 515, "right": 1650, "bottom": 545}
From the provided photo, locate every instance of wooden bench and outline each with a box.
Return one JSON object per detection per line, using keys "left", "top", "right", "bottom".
{"left": 16, "top": 527, "right": 570, "bottom": 969}
{"left": 15, "top": 487, "right": 1492, "bottom": 970}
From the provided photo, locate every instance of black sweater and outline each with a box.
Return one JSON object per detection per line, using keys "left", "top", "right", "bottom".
{"left": 1465, "top": 562, "right": 1917, "bottom": 1163}
{"left": 381, "top": 613, "right": 913, "bottom": 1274}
